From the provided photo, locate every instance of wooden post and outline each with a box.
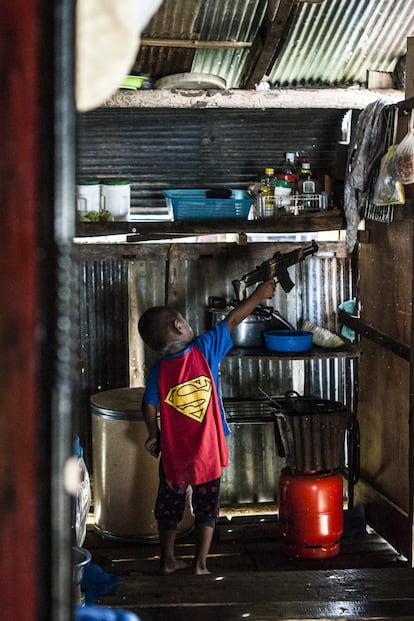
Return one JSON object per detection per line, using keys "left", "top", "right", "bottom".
{"left": 128, "top": 262, "right": 146, "bottom": 387}
{"left": 406, "top": 37, "right": 414, "bottom": 99}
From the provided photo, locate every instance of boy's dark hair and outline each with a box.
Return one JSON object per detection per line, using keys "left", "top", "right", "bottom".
{"left": 138, "top": 306, "right": 180, "bottom": 352}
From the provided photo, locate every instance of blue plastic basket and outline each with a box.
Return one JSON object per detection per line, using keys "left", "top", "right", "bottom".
{"left": 164, "top": 189, "right": 253, "bottom": 220}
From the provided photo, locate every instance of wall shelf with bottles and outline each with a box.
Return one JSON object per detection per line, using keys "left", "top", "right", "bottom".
{"left": 76, "top": 209, "right": 345, "bottom": 240}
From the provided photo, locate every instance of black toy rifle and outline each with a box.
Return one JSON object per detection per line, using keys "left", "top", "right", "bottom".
{"left": 232, "top": 240, "right": 318, "bottom": 301}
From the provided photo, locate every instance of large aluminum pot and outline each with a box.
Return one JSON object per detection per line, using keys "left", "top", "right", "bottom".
{"left": 206, "top": 297, "right": 293, "bottom": 347}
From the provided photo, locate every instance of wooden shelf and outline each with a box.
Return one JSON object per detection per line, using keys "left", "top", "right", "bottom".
{"left": 75, "top": 209, "right": 345, "bottom": 240}
{"left": 227, "top": 342, "right": 359, "bottom": 361}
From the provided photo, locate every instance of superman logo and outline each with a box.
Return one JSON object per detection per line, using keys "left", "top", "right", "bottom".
{"left": 164, "top": 375, "right": 212, "bottom": 423}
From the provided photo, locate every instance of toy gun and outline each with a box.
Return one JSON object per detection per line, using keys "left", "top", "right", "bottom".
{"left": 232, "top": 240, "right": 318, "bottom": 301}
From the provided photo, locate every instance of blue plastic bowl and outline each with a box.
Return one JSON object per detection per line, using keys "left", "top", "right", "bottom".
{"left": 264, "top": 330, "right": 313, "bottom": 353}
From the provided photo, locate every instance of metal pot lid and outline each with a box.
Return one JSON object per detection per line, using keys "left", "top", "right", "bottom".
{"left": 155, "top": 73, "right": 227, "bottom": 90}
{"left": 273, "top": 399, "right": 349, "bottom": 416}
{"left": 265, "top": 391, "right": 349, "bottom": 416}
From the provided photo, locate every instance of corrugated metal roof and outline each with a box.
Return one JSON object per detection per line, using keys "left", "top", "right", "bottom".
{"left": 191, "top": 0, "right": 266, "bottom": 89}
{"left": 133, "top": 0, "right": 414, "bottom": 89}
{"left": 268, "top": 0, "right": 414, "bottom": 87}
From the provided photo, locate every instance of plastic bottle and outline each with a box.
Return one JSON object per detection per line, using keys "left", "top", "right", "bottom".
{"left": 255, "top": 189, "right": 265, "bottom": 219}
{"left": 274, "top": 178, "right": 292, "bottom": 212}
{"left": 298, "top": 157, "right": 316, "bottom": 194}
{"left": 276, "top": 154, "right": 298, "bottom": 194}
{"left": 260, "top": 167, "right": 276, "bottom": 217}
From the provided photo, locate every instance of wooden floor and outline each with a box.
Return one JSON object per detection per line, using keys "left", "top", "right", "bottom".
{"left": 83, "top": 506, "right": 414, "bottom": 620}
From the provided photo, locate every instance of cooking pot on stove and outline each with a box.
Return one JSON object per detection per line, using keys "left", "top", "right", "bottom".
{"left": 206, "top": 296, "right": 294, "bottom": 347}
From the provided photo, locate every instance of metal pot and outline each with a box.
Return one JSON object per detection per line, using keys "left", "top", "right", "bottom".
{"left": 206, "top": 297, "right": 294, "bottom": 347}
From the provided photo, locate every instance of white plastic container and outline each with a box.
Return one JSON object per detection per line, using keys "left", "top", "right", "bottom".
{"left": 274, "top": 183, "right": 292, "bottom": 209}
{"left": 76, "top": 179, "right": 100, "bottom": 214}
{"left": 100, "top": 178, "right": 130, "bottom": 221}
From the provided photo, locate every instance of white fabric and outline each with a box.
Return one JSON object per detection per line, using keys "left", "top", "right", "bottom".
{"left": 76, "top": 0, "right": 163, "bottom": 111}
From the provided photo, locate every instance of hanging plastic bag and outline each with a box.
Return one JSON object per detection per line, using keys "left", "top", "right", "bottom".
{"left": 373, "top": 145, "right": 405, "bottom": 205}
{"left": 71, "top": 436, "right": 91, "bottom": 547}
{"left": 390, "top": 110, "right": 414, "bottom": 184}
{"left": 75, "top": 455, "right": 91, "bottom": 547}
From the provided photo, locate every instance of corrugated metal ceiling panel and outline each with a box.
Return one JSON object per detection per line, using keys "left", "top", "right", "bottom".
{"left": 268, "top": 0, "right": 414, "bottom": 87}
{"left": 132, "top": 0, "right": 414, "bottom": 89}
{"left": 192, "top": 0, "right": 265, "bottom": 89}
{"left": 133, "top": 0, "right": 201, "bottom": 79}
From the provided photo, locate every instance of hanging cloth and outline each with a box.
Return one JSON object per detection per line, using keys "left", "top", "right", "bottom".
{"left": 343, "top": 98, "right": 394, "bottom": 251}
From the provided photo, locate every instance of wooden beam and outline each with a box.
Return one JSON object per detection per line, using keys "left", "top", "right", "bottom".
{"left": 239, "top": 0, "right": 297, "bottom": 89}
{"left": 141, "top": 38, "right": 252, "bottom": 49}
{"left": 406, "top": 36, "right": 414, "bottom": 99}
{"left": 338, "top": 310, "right": 411, "bottom": 361}
{"left": 102, "top": 87, "right": 403, "bottom": 110}
{"left": 367, "top": 70, "right": 394, "bottom": 90}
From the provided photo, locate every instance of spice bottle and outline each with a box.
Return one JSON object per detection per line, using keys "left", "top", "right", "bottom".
{"left": 298, "top": 157, "right": 316, "bottom": 194}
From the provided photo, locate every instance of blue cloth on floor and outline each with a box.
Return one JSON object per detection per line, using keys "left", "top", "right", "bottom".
{"left": 76, "top": 605, "right": 140, "bottom": 621}
{"left": 81, "top": 562, "right": 120, "bottom": 605}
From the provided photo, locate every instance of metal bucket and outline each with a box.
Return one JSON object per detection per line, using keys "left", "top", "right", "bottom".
{"left": 72, "top": 546, "right": 91, "bottom": 606}
{"left": 271, "top": 392, "right": 350, "bottom": 473}
{"left": 91, "top": 387, "right": 194, "bottom": 541}
{"left": 72, "top": 546, "right": 91, "bottom": 587}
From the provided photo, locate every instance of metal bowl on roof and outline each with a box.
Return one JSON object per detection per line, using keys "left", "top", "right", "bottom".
{"left": 155, "top": 72, "right": 226, "bottom": 89}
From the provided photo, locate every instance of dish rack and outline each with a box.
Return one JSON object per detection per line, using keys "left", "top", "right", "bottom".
{"left": 288, "top": 194, "right": 324, "bottom": 214}
{"left": 262, "top": 194, "right": 327, "bottom": 217}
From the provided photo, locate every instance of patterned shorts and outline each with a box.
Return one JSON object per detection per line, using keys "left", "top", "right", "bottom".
{"left": 154, "top": 463, "right": 221, "bottom": 530}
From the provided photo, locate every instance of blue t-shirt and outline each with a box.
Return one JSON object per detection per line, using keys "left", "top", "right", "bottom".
{"left": 143, "top": 320, "right": 233, "bottom": 435}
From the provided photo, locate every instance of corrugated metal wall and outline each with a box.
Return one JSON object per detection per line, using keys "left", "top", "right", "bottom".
{"left": 77, "top": 242, "right": 355, "bottom": 505}
{"left": 76, "top": 106, "right": 354, "bottom": 505}
{"left": 77, "top": 107, "right": 345, "bottom": 220}
{"left": 77, "top": 260, "right": 130, "bottom": 457}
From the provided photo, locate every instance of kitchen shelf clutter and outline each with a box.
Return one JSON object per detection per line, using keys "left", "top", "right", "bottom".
{"left": 76, "top": 208, "right": 346, "bottom": 239}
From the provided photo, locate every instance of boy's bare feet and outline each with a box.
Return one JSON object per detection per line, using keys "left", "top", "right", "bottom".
{"left": 160, "top": 558, "right": 189, "bottom": 575}
{"left": 193, "top": 566, "right": 211, "bottom": 575}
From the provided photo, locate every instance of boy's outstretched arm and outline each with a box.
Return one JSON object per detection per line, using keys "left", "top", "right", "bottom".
{"left": 225, "top": 279, "right": 276, "bottom": 332}
{"left": 142, "top": 401, "right": 160, "bottom": 457}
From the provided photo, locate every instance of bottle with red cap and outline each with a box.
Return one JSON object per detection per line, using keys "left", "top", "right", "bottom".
{"left": 276, "top": 152, "right": 298, "bottom": 195}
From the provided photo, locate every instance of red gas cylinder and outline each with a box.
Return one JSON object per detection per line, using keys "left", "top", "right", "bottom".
{"left": 278, "top": 468, "right": 343, "bottom": 559}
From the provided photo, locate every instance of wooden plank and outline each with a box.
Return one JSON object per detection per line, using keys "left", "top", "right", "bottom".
{"left": 356, "top": 338, "right": 410, "bottom": 557}
{"left": 76, "top": 209, "right": 346, "bottom": 239}
{"left": 354, "top": 477, "right": 411, "bottom": 562}
{"left": 357, "top": 217, "right": 413, "bottom": 561}
{"left": 367, "top": 70, "right": 394, "bottom": 90}
{"left": 97, "top": 568, "right": 414, "bottom": 603}
{"left": 338, "top": 311, "right": 410, "bottom": 361}
{"left": 360, "top": 220, "right": 412, "bottom": 347}
{"left": 95, "top": 568, "right": 414, "bottom": 620}
{"left": 128, "top": 262, "right": 146, "bottom": 387}
{"left": 102, "top": 87, "right": 403, "bottom": 109}
{"left": 140, "top": 38, "right": 252, "bottom": 49}
{"left": 240, "top": 0, "right": 297, "bottom": 89}
{"left": 405, "top": 37, "right": 414, "bottom": 99}
{"left": 86, "top": 515, "right": 412, "bottom": 619}
{"left": 75, "top": 239, "right": 348, "bottom": 261}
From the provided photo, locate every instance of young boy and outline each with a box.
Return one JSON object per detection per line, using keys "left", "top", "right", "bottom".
{"left": 138, "top": 279, "right": 276, "bottom": 575}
